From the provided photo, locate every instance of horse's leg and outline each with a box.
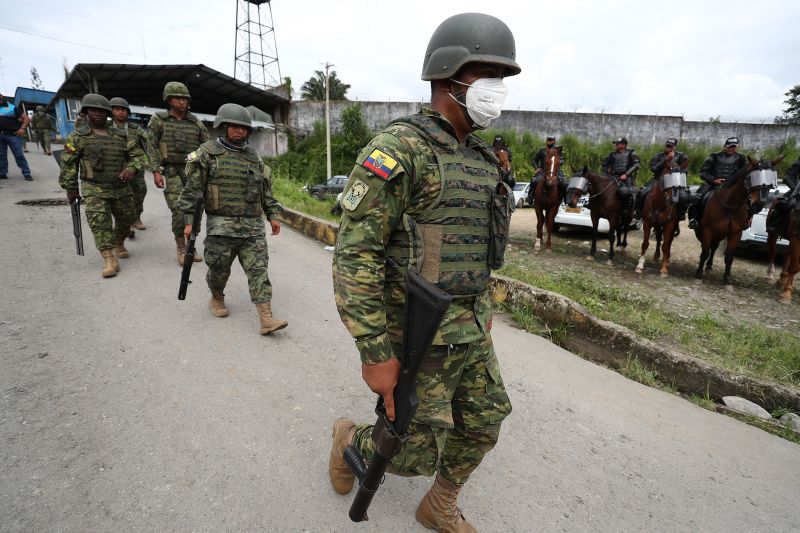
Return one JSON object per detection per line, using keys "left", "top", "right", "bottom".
{"left": 636, "top": 219, "right": 651, "bottom": 273}
{"left": 723, "top": 232, "right": 741, "bottom": 285}
{"left": 534, "top": 205, "right": 544, "bottom": 251}
{"left": 779, "top": 237, "right": 799, "bottom": 303}
{"left": 653, "top": 224, "right": 662, "bottom": 262}
{"left": 607, "top": 222, "right": 616, "bottom": 265}
{"left": 706, "top": 240, "right": 719, "bottom": 271}
{"left": 660, "top": 220, "right": 675, "bottom": 277}
{"left": 545, "top": 204, "right": 556, "bottom": 253}
{"left": 587, "top": 214, "right": 598, "bottom": 260}
{"left": 766, "top": 231, "right": 778, "bottom": 278}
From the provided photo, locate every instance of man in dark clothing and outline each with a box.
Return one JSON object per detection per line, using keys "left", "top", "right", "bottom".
{"left": 0, "top": 92, "right": 33, "bottom": 180}
{"left": 602, "top": 136, "right": 640, "bottom": 218}
{"left": 529, "top": 135, "right": 565, "bottom": 203}
{"left": 688, "top": 137, "right": 748, "bottom": 229}
{"left": 492, "top": 135, "right": 515, "bottom": 188}
{"left": 765, "top": 156, "right": 800, "bottom": 235}
{"left": 635, "top": 137, "right": 690, "bottom": 220}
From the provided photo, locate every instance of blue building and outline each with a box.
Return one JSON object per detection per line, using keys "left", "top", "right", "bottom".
{"left": 13, "top": 87, "right": 57, "bottom": 139}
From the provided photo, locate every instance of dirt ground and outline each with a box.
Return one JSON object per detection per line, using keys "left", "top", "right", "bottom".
{"left": 509, "top": 207, "right": 800, "bottom": 333}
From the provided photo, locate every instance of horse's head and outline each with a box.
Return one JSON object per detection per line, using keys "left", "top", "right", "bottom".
{"left": 544, "top": 146, "right": 563, "bottom": 181}
{"left": 566, "top": 167, "right": 589, "bottom": 207}
{"left": 745, "top": 155, "right": 777, "bottom": 209}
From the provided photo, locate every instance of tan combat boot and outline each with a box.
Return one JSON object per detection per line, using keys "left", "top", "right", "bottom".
{"left": 175, "top": 236, "right": 186, "bottom": 266}
{"left": 255, "top": 302, "right": 288, "bottom": 335}
{"left": 329, "top": 417, "right": 356, "bottom": 495}
{"left": 115, "top": 239, "right": 130, "bottom": 259}
{"left": 209, "top": 292, "right": 229, "bottom": 318}
{"left": 416, "top": 475, "right": 477, "bottom": 533}
{"left": 133, "top": 218, "right": 146, "bottom": 230}
{"left": 100, "top": 250, "right": 119, "bottom": 278}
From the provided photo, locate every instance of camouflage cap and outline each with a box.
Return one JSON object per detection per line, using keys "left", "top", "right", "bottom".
{"left": 109, "top": 97, "right": 130, "bottom": 110}
{"left": 163, "top": 81, "right": 191, "bottom": 101}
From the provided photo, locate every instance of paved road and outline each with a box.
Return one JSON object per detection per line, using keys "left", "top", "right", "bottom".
{"left": 2, "top": 149, "right": 799, "bottom": 532}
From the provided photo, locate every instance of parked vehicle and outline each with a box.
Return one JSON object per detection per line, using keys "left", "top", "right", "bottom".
{"left": 740, "top": 185, "right": 790, "bottom": 253}
{"left": 308, "top": 175, "right": 348, "bottom": 199}
{"left": 554, "top": 193, "right": 640, "bottom": 233}
{"left": 512, "top": 182, "right": 531, "bottom": 208}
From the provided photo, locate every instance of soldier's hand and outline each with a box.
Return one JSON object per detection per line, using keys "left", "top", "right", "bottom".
{"left": 362, "top": 358, "right": 401, "bottom": 421}
{"left": 184, "top": 224, "right": 192, "bottom": 240}
{"left": 714, "top": 178, "right": 725, "bottom": 185}
{"left": 66, "top": 190, "right": 80, "bottom": 203}
{"left": 270, "top": 219, "right": 281, "bottom": 235}
{"left": 119, "top": 168, "right": 135, "bottom": 182}
{"left": 620, "top": 174, "right": 628, "bottom": 181}
{"left": 153, "top": 172, "right": 165, "bottom": 189}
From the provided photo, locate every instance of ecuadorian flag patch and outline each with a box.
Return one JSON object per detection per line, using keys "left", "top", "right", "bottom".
{"left": 362, "top": 149, "right": 398, "bottom": 180}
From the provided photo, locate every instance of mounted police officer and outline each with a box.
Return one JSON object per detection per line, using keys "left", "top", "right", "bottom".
{"left": 635, "top": 137, "right": 690, "bottom": 220}
{"left": 529, "top": 135, "right": 566, "bottom": 201}
{"left": 109, "top": 97, "right": 149, "bottom": 233}
{"left": 59, "top": 94, "right": 146, "bottom": 277}
{"left": 688, "top": 137, "right": 747, "bottom": 229}
{"left": 31, "top": 105, "right": 54, "bottom": 155}
{"left": 602, "top": 136, "right": 640, "bottom": 219}
{"left": 177, "top": 103, "right": 287, "bottom": 335}
{"left": 146, "top": 81, "right": 209, "bottom": 265}
{"left": 329, "top": 12, "right": 519, "bottom": 532}
{"left": 765, "top": 155, "right": 798, "bottom": 235}
{"left": 492, "top": 134, "right": 515, "bottom": 187}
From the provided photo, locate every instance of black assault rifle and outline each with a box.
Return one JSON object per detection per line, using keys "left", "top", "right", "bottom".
{"left": 178, "top": 195, "right": 203, "bottom": 300}
{"left": 53, "top": 149, "right": 84, "bottom": 256}
{"left": 343, "top": 268, "right": 452, "bottom": 522}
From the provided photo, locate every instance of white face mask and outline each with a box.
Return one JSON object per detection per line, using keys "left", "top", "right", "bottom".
{"left": 450, "top": 77, "right": 508, "bottom": 129}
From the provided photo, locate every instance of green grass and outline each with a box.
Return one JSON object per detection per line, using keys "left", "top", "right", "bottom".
{"left": 271, "top": 174, "right": 340, "bottom": 223}
{"left": 499, "top": 256, "right": 800, "bottom": 388}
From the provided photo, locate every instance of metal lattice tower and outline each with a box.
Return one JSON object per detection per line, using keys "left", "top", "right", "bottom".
{"left": 234, "top": 0, "right": 282, "bottom": 90}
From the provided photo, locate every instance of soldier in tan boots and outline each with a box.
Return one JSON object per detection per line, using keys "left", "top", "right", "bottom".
{"left": 177, "top": 103, "right": 287, "bottom": 335}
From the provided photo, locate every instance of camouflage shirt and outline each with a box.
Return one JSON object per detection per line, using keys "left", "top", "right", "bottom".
{"left": 333, "top": 108, "right": 498, "bottom": 365}
{"left": 145, "top": 111, "right": 208, "bottom": 173}
{"left": 108, "top": 120, "right": 150, "bottom": 171}
{"left": 177, "top": 138, "right": 282, "bottom": 238}
{"left": 59, "top": 125, "right": 147, "bottom": 192}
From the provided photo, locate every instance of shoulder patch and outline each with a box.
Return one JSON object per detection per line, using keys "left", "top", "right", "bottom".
{"left": 362, "top": 149, "right": 399, "bottom": 180}
{"left": 341, "top": 178, "right": 370, "bottom": 212}
{"left": 65, "top": 143, "right": 77, "bottom": 153}
{"left": 186, "top": 150, "right": 199, "bottom": 162}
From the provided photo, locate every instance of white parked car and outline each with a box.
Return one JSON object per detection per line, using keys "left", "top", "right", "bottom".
{"left": 553, "top": 193, "right": 640, "bottom": 233}
{"left": 739, "top": 184, "right": 790, "bottom": 253}
{"left": 512, "top": 182, "right": 531, "bottom": 208}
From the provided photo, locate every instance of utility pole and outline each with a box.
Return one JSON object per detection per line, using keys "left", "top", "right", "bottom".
{"left": 324, "top": 62, "right": 333, "bottom": 179}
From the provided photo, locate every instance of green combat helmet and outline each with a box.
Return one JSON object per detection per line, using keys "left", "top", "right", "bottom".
{"left": 80, "top": 93, "right": 112, "bottom": 113}
{"left": 35, "top": 105, "right": 45, "bottom": 112}
{"left": 213, "top": 103, "right": 252, "bottom": 129}
{"left": 109, "top": 97, "right": 130, "bottom": 110}
{"left": 421, "top": 12, "right": 521, "bottom": 80}
{"left": 163, "top": 81, "right": 191, "bottom": 101}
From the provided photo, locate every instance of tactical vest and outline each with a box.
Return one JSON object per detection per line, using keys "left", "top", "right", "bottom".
{"left": 384, "top": 115, "right": 501, "bottom": 297}
{"left": 711, "top": 152, "right": 745, "bottom": 180}
{"left": 77, "top": 128, "right": 128, "bottom": 186}
{"left": 157, "top": 111, "right": 204, "bottom": 165}
{"left": 201, "top": 140, "right": 265, "bottom": 218}
{"left": 608, "top": 150, "right": 634, "bottom": 175}
{"left": 32, "top": 113, "right": 52, "bottom": 130}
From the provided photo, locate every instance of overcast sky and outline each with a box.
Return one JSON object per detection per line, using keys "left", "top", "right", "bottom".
{"left": 1, "top": 0, "right": 798, "bottom": 122}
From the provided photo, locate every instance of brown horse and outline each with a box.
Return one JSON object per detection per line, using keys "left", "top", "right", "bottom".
{"left": 566, "top": 168, "right": 627, "bottom": 264}
{"left": 533, "top": 146, "right": 564, "bottom": 252}
{"left": 777, "top": 212, "right": 800, "bottom": 303}
{"left": 635, "top": 162, "right": 690, "bottom": 277}
{"left": 693, "top": 156, "right": 762, "bottom": 284}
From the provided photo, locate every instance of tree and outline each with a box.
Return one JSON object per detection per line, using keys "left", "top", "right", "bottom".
{"left": 30, "top": 67, "right": 44, "bottom": 90}
{"left": 340, "top": 104, "right": 371, "bottom": 156}
{"left": 775, "top": 84, "right": 800, "bottom": 125}
{"left": 300, "top": 70, "right": 350, "bottom": 100}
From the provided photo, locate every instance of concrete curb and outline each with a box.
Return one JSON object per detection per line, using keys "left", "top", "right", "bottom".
{"left": 278, "top": 206, "right": 800, "bottom": 412}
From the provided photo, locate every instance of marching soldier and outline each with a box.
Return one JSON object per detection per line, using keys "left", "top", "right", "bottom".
{"left": 109, "top": 97, "right": 149, "bottom": 232}
{"left": 31, "top": 105, "right": 54, "bottom": 155}
{"left": 59, "top": 94, "right": 146, "bottom": 277}
{"left": 146, "top": 81, "right": 208, "bottom": 265}
{"left": 329, "top": 13, "right": 519, "bottom": 531}
{"left": 602, "top": 136, "right": 640, "bottom": 219}
{"left": 177, "top": 103, "right": 287, "bottom": 335}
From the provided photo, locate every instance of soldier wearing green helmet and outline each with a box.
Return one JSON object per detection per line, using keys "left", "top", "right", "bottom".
{"left": 329, "top": 12, "right": 520, "bottom": 532}
{"left": 145, "top": 81, "right": 208, "bottom": 266}
{"left": 59, "top": 93, "right": 147, "bottom": 278}
{"left": 176, "top": 103, "right": 287, "bottom": 335}
{"left": 109, "top": 97, "right": 149, "bottom": 233}
{"left": 31, "top": 105, "right": 54, "bottom": 154}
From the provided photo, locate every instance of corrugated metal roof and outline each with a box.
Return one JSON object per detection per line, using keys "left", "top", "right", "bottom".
{"left": 51, "top": 63, "right": 289, "bottom": 116}
{"left": 13, "top": 87, "right": 56, "bottom": 107}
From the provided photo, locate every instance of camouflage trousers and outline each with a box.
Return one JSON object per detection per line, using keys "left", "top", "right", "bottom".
{"left": 163, "top": 168, "right": 187, "bottom": 238}
{"left": 352, "top": 334, "right": 511, "bottom": 485}
{"left": 204, "top": 234, "right": 273, "bottom": 303}
{"left": 82, "top": 182, "right": 136, "bottom": 251}
{"left": 34, "top": 129, "right": 51, "bottom": 152}
{"left": 129, "top": 171, "right": 147, "bottom": 216}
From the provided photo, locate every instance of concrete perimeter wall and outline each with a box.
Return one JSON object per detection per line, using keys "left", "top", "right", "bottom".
{"left": 290, "top": 100, "right": 800, "bottom": 149}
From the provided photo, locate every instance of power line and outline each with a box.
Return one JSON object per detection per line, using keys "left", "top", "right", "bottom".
{"left": 0, "top": 25, "right": 141, "bottom": 58}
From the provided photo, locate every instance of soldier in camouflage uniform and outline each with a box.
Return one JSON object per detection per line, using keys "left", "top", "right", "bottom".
{"left": 31, "top": 105, "right": 54, "bottom": 154}
{"left": 329, "top": 13, "right": 520, "bottom": 532}
{"left": 59, "top": 94, "right": 146, "bottom": 278}
{"left": 109, "top": 97, "right": 149, "bottom": 232}
{"left": 177, "top": 103, "right": 288, "bottom": 335}
{"left": 146, "top": 81, "right": 208, "bottom": 265}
